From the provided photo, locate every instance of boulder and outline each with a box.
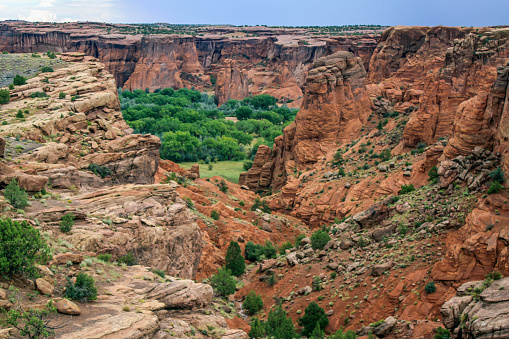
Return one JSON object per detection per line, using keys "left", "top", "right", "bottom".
{"left": 35, "top": 278, "right": 54, "bottom": 295}
{"left": 146, "top": 280, "right": 213, "bottom": 309}
{"left": 53, "top": 253, "right": 83, "bottom": 265}
{"left": 286, "top": 252, "right": 298, "bottom": 266}
{"left": 373, "top": 316, "right": 397, "bottom": 337}
{"left": 56, "top": 299, "right": 81, "bottom": 315}
{"left": 371, "top": 261, "right": 394, "bottom": 276}
{"left": 259, "top": 259, "right": 277, "bottom": 273}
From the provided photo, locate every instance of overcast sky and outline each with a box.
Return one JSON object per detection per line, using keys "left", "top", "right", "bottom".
{"left": 0, "top": 0, "right": 508, "bottom": 26}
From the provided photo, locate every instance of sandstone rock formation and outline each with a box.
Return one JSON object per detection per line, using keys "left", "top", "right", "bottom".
{"left": 215, "top": 59, "right": 249, "bottom": 106}
{"left": 442, "top": 277, "right": 509, "bottom": 338}
{"left": 0, "top": 21, "right": 381, "bottom": 105}
{"left": 0, "top": 53, "right": 160, "bottom": 184}
{"left": 241, "top": 51, "right": 371, "bottom": 190}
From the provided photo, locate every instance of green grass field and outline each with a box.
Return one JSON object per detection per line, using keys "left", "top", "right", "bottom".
{"left": 179, "top": 161, "right": 245, "bottom": 183}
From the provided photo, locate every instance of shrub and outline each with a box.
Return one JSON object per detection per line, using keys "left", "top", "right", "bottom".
{"left": 399, "top": 184, "right": 415, "bottom": 195}
{"left": 0, "top": 89, "right": 9, "bottom": 105}
{"left": 30, "top": 91, "right": 48, "bottom": 98}
{"left": 433, "top": 327, "right": 451, "bottom": 339}
{"left": 118, "top": 252, "right": 137, "bottom": 266}
{"left": 225, "top": 241, "right": 245, "bottom": 276}
{"left": 13, "top": 75, "right": 27, "bottom": 86}
{"left": 97, "top": 253, "right": 112, "bottom": 262}
{"left": 211, "top": 210, "right": 220, "bottom": 220}
{"left": 428, "top": 166, "right": 439, "bottom": 182}
{"left": 330, "top": 272, "right": 337, "bottom": 279}
{"left": 243, "top": 160, "right": 253, "bottom": 171}
{"left": 152, "top": 269, "right": 166, "bottom": 278}
{"left": 46, "top": 51, "right": 56, "bottom": 59}
{"left": 262, "top": 240, "right": 277, "bottom": 259}
{"left": 65, "top": 272, "right": 97, "bottom": 301}
{"left": 397, "top": 223, "right": 409, "bottom": 235}
{"left": 487, "top": 181, "right": 502, "bottom": 194}
{"left": 209, "top": 267, "right": 236, "bottom": 296}
{"left": 245, "top": 241, "right": 263, "bottom": 261}
{"left": 59, "top": 213, "right": 75, "bottom": 233}
{"left": 0, "top": 301, "right": 61, "bottom": 338}
{"left": 310, "top": 229, "right": 330, "bottom": 250}
{"left": 251, "top": 197, "right": 271, "bottom": 213}
{"left": 486, "top": 270, "right": 503, "bottom": 280}
{"left": 88, "top": 163, "right": 112, "bottom": 178}
{"left": 425, "top": 281, "right": 436, "bottom": 294}
{"left": 218, "top": 180, "right": 229, "bottom": 193}
{"left": 0, "top": 218, "right": 50, "bottom": 278}
{"left": 4, "top": 179, "right": 29, "bottom": 209}
{"left": 16, "top": 109, "right": 24, "bottom": 118}
{"left": 243, "top": 290, "right": 264, "bottom": 315}
{"left": 266, "top": 273, "right": 277, "bottom": 287}
{"left": 40, "top": 66, "right": 54, "bottom": 73}
{"left": 279, "top": 241, "right": 293, "bottom": 254}
{"left": 298, "top": 302, "right": 329, "bottom": 337}
{"left": 312, "top": 276, "right": 322, "bottom": 291}
{"left": 58, "top": 92, "right": 66, "bottom": 99}
{"left": 294, "top": 233, "right": 306, "bottom": 248}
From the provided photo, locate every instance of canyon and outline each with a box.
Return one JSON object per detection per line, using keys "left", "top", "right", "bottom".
{"left": 0, "top": 22, "right": 509, "bottom": 339}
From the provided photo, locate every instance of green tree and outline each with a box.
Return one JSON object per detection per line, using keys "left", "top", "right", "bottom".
{"left": 0, "top": 218, "right": 51, "bottom": 278}
{"left": 251, "top": 94, "right": 278, "bottom": 110}
{"left": 330, "top": 328, "right": 357, "bottom": 339}
{"left": 263, "top": 240, "right": 277, "bottom": 259}
{"left": 16, "top": 109, "right": 24, "bottom": 118}
{"left": 225, "top": 241, "right": 245, "bottom": 277}
{"left": 235, "top": 106, "right": 253, "bottom": 120}
{"left": 13, "top": 75, "right": 27, "bottom": 86}
{"left": 245, "top": 241, "right": 263, "bottom": 262}
{"left": 243, "top": 290, "right": 264, "bottom": 315}
{"left": 310, "top": 323, "right": 325, "bottom": 339}
{"left": 4, "top": 179, "right": 29, "bottom": 209}
{"left": 0, "top": 89, "right": 9, "bottom": 105}
{"left": 310, "top": 229, "right": 330, "bottom": 250}
{"left": 65, "top": 272, "right": 97, "bottom": 301}
{"left": 249, "top": 317, "right": 266, "bottom": 338}
{"left": 209, "top": 267, "right": 236, "bottom": 297}
{"left": 160, "top": 131, "right": 199, "bottom": 162}
{"left": 298, "top": 302, "right": 329, "bottom": 337}
{"left": 266, "top": 304, "right": 297, "bottom": 339}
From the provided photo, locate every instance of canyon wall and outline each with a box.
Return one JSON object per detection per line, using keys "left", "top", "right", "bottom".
{"left": 243, "top": 26, "right": 509, "bottom": 193}
{"left": 0, "top": 21, "right": 378, "bottom": 106}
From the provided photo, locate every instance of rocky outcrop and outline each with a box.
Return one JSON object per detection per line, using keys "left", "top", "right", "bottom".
{"left": 242, "top": 51, "right": 371, "bottom": 190}
{"left": 215, "top": 59, "right": 249, "bottom": 106}
{"left": 31, "top": 184, "right": 203, "bottom": 279}
{"left": 146, "top": 280, "right": 213, "bottom": 309}
{"left": 1, "top": 54, "right": 160, "bottom": 185}
{"left": 442, "top": 277, "right": 509, "bottom": 338}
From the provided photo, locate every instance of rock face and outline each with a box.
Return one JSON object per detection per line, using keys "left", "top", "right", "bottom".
{"left": 32, "top": 184, "right": 203, "bottom": 279}
{"left": 442, "top": 278, "right": 509, "bottom": 338}
{"left": 241, "top": 51, "right": 371, "bottom": 190}
{"left": 215, "top": 59, "right": 249, "bottom": 106}
{"left": 0, "top": 21, "right": 380, "bottom": 106}
{"left": 0, "top": 54, "right": 160, "bottom": 185}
